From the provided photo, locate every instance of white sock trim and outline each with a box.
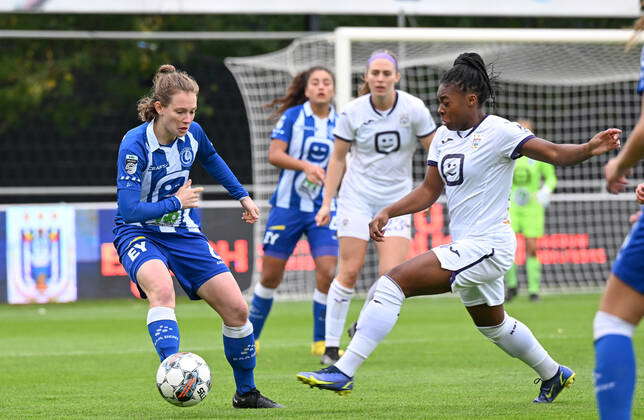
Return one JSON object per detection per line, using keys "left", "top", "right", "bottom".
{"left": 147, "top": 306, "right": 176, "bottom": 325}
{"left": 594, "top": 311, "right": 635, "bottom": 341}
{"left": 313, "top": 289, "right": 327, "bottom": 305}
{"left": 254, "top": 282, "right": 276, "bottom": 299}
{"left": 331, "top": 278, "right": 355, "bottom": 295}
{"left": 223, "top": 320, "right": 253, "bottom": 338}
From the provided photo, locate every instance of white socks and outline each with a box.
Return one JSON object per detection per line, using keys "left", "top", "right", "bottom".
{"left": 222, "top": 320, "right": 254, "bottom": 338}
{"left": 147, "top": 306, "right": 176, "bottom": 324}
{"left": 313, "top": 288, "right": 327, "bottom": 305}
{"left": 593, "top": 311, "right": 635, "bottom": 341}
{"left": 336, "top": 276, "right": 404, "bottom": 377}
{"left": 324, "top": 279, "right": 355, "bottom": 347}
{"left": 477, "top": 313, "right": 559, "bottom": 380}
{"left": 253, "top": 282, "right": 276, "bottom": 299}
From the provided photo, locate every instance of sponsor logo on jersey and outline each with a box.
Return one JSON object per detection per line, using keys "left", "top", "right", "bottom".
{"left": 441, "top": 137, "right": 454, "bottom": 145}
{"left": 472, "top": 134, "right": 482, "bottom": 150}
{"left": 125, "top": 154, "right": 138, "bottom": 175}
{"left": 148, "top": 163, "right": 169, "bottom": 171}
{"left": 180, "top": 147, "right": 194, "bottom": 166}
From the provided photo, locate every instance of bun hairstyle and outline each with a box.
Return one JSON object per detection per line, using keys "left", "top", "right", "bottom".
{"left": 358, "top": 49, "right": 399, "bottom": 96}
{"left": 264, "top": 66, "right": 335, "bottom": 121}
{"left": 137, "top": 64, "right": 200, "bottom": 122}
{"left": 440, "top": 52, "right": 497, "bottom": 110}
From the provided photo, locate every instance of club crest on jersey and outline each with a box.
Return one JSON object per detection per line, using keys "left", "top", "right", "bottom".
{"left": 180, "top": 147, "right": 194, "bottom": 166}
{"left": 125, "top": 154, "right": 138, "bottom": 175}
{"left": 472, "top": 134, "right": 482, "bottom": 150}
{"left": 399, "top": 113, "right": 410, "bottom": 127}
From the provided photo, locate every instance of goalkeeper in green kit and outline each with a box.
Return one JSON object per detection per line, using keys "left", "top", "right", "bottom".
{"left": 506, "top": 120, "right": 557, "bottom": 302}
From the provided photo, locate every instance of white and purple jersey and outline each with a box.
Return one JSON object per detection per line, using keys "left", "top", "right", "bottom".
{"left": 270, "top": 101, "right": 337, "bottom": 212}
{"left": 114, "top": 121, "right": 247, "bottom": 234}
{"left": 428, "top": 115, "right": 535, "bottom": 240}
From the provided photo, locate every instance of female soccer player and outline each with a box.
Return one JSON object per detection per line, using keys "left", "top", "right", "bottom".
{"left": 314, "top": 50, "right": 437, "bottom": 364}
{"left": 297, "top": 52, "right": 621, "bottom": 404}
{"left": 594, "top": 23, "right": 644, "bottom": 416}
{"left": 505, "top": 119, "right": 558, "bottom": 302}
{"left": 248, "top": 67, "right": 339, "bottom": 357}
{"left": 113, "top": 64, "right": 281, "bottom": 409}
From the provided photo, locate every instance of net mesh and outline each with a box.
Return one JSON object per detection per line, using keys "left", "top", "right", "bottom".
{"left": 226, "top": 33, "right": 643, "bottom": 299}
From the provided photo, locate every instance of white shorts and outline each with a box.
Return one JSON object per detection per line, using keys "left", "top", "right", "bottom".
{"left": 432, "top": 230, "right": 516, "bottom": 307}
{"left": 336, "top": 193, "right": 411, "bottom": 241}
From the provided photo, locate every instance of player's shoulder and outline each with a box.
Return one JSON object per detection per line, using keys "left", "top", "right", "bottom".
{"left": 120, "top": 122, "right": 148, "bottom": 153}
{"left": 344, "top": 94, "right": 372, "bottom": 113}
{"left": 187, "top": 120, "right": 207, "bottom": 138}
{"left": 281, "top": 104, "right": 305, "bottom": 121}
{"left": 396, "top": 90, "right": 426, "bottom": 109}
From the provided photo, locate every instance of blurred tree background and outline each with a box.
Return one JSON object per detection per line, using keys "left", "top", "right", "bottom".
{"left": 0, "top": 13, "right": 635, "bottom": 201}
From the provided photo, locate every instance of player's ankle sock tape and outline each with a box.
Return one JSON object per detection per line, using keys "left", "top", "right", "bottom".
{"left": 253, "top": 282, "right": 276, "bottom": 299}
{"left": 593, "top": 311, "right": 635, "bottom": 341}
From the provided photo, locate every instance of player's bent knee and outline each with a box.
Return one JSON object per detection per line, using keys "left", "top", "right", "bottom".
{"left": 222, "top": 302, "right": 249, "bottom": 327}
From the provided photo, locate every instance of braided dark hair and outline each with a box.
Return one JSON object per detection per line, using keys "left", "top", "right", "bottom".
{"left": 440, "top": 52, "right": 496, "bottom": 111}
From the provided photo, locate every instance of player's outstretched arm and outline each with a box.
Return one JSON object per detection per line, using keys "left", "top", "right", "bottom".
{"left": 370, "top": 165, "right": 444, "bottom": 242}
{"left": 315, "top": 138, "right": 349, "bottom": 226}
{"left": 605, "top": 97, "right": 644, "bottom": 193}
{"left": 268, "top": 139, "right": 325, "bottom": 184}
{"left": 520, "top": 128, "right": 621, "bottom": 166}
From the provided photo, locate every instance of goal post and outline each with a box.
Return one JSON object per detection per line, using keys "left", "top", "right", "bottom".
{"left": 226, "top": 27, "right": 644, "bottom": 300}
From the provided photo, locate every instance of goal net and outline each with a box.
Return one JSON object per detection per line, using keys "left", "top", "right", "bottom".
{"left": 226, "top": 27, "right": 643, "bottom": 299}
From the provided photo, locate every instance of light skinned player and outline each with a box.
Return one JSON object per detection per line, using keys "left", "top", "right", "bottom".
{"left": 297, "top": 52, "right": 621, "bottom": 403}
{"left": 505, "top": 119, "right": 558, "bottom": 302}
{"left": 593, "top": 19, "right": 644, "bottom": 418}
{"left": 315, "top": 49, "right": 437, "bottom": 364}
{"left": 113, "top": 64, "right": 281, "bottom": 409}
{"left": 248, "top": 67, "right": 339, "bottom": 357}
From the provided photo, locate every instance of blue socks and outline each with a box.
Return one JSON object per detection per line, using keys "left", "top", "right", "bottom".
{"left": 223, "top": 321, "right": 256, "bottom": 395}
{"left": 248, "top": 283, "right": 275, "bottom": 340}
{"left": 313, "top": 289, "right": 327, "bottom": 342}
{"left": 146, "top": 306, "right": 180, "bottom": 361}
{"left": 594, "top": 334, "right": 636, "bottom": 420}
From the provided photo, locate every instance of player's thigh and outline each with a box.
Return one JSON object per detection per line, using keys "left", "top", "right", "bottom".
{"left": 388, "top": 250, "right": 452, "bottom": 297}
{"left": 336, "top": 237, "right": 369, "bottom": 287}
{"left": 375, "top": 235, "right": 410, "bottom": 275}
{"left": 464, "top": 303, "right": 505, "bottom": 327}
{"left": 260, "top": 256, "right": 288, "bottom": 289}
{"left": 137, "top": 259, "right": 175, "bottom": 307}
{"left": 336, "top": 195, "right": 372, "bottom": 241}
{"left": 197, "top": 271, "right": 248, "bottom": 327}
{"left": 599, "top": 274, "right": 644, "bottom": 325}
{"left": 525, "top": 237, "right": 538, "bottom": 256}
{"left": 262, "top": 207, "right": 305, "bottom": 260}
{"left": 522, "top": 206, "right": 545, "bottom": 239}
{"left": 116, "top": 233, "right": 172, "bottom": 304}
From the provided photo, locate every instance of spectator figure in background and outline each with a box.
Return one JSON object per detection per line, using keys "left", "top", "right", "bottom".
{"left": 505, "top": 119, "right": 558, "bottom": 302}
{"left": 248, "top": 67, "right": 339, "bottom": 357}
{"left": 297, "top": 52, "right": 621, "bottom": 404}
{"left": 594, "top": 19, "right": 644, "bottom": 417}
{"left": 113, "top": 64, "right": 281, "bottom": 409}
{"left": 315, "top": 49, "right": 437, "bottom": 365}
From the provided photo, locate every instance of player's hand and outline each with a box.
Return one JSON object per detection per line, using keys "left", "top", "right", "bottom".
{"left": 304, "top": 162, "right": 325, "bottom": 185}
{"left": 536, "top": 186, "right": 552, "bottom": 208}
{"left": 588, "top": 128, "right": 621, "bottom": 156}
{"left": 369, "top": 210, "right": 390, "bottom": 242}
{"left": 636, "top": 183, "right": 644, "bottom": 204}
{"left": 315, "top": 204, "right": 331, "bottom": 226}
{"left": 604, "top": 158, "right": 631, "bottom": 194}
{"left": 175, "top": 179, "right": 204, "bottom": 209}
{"left": 628, "top": 210, "right": 642, "bottom": 224}
{"left": 240, "top": 196, "right": 260, "bottom": 224}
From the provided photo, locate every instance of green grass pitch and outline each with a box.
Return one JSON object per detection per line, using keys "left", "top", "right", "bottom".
{"left": 2, "top": 293, "right": 642, "bottom": 419}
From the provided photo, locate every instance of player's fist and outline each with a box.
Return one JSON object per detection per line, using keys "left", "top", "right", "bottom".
{"left": 175, "top": 179, "right": 204, "bottom": 209}
{"left": 240, "top": 196, "right": 260, "bottom": 224}
{"left": 369, "top": 210, "right": 390, "bottom": 242}
{"left": 636, "top": 183, "right": 644, "bottom": 204}
{"left": 315, "top": 205, "right": 331, "bottom": 226}
{"left": 604, "top": 158, "right": 630, "bottom": 194}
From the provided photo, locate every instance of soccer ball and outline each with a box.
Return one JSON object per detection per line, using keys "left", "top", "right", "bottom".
{"left": 156, "top": 352, "right": 211, "bottom": 407}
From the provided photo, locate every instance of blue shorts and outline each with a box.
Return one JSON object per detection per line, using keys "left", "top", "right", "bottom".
{"left": 114, "top": 228, "right": 230, "bottom": 300}
{"left": 612, "top": 211, "right": 644, "bottom": 294}
{"left": 262, "top": 206, "right": 338, "bottom": 260}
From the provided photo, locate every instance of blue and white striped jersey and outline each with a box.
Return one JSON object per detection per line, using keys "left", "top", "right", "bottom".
{"left": 114, "top": 121, "right": 246, "bottom": 233}
{"left": 269, "top": 101, "right": 337, "bottom": 212}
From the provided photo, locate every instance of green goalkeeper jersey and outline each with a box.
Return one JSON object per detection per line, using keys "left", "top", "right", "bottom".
{"left": 510, "top": 157, "right": 557, "bottom": 208}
